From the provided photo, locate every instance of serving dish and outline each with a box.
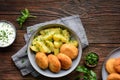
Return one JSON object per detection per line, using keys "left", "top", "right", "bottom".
{"left": 0, "top": 20, "right": 16, "bottom": 48}
{"left": 85, "top": 52, "right": 99, "bottom": 68}
{"left": 27, "top": 24, "right": 82, "bottom": 78}
{"left": 102, "top": 47, "right": 120, "bottom": 80}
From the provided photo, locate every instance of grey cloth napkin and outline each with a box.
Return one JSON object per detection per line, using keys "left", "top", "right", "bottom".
{"left": 12, "top": 15, "right": 88, "bottom": 77}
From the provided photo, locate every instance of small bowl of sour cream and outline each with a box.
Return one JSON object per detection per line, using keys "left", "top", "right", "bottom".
{"left": 0, "top": 20, "right": 16, "bottom": 48}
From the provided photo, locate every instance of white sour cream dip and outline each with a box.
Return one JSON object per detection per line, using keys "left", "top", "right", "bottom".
{"left": 0, "top": 21, "right": 16, "bottom": 47}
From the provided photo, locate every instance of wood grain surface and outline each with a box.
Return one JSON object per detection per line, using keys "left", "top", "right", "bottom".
{"left": 0, "top": 0, "right": 120, "bottom": 80}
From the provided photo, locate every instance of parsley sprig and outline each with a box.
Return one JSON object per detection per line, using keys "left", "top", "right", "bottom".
{"left": 75, "top": 66, "right": 97, "bottom": 80}
{"left": 17, "top": 8, "right": 36, "bottom": 29}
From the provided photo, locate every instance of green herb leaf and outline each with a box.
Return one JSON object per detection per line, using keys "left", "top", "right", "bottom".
{"left": 75, "top": 66, "right": 97, "bottom": 80}
{"left": 17, "top": 8, "right": 36, "bottom": 29}
{"left": 76, "top": 66, "right": 88, "bottom": 73}
{"left": 89, "top": 70, "right": 97, "bottom": 80}
{"left": 85, "top": 52, "right": 99, "bottom": 65}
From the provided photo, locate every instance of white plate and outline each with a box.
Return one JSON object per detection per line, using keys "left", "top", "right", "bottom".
{"left": 27, "top": 24, "right": 82, "bottom": 78}
{"left": 102, "top": 47, "right": 120, "bottom": 80}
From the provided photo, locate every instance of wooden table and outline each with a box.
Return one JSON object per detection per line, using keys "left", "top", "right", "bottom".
{"left": 0, "top": 0, "right": 120, "bottom": 80}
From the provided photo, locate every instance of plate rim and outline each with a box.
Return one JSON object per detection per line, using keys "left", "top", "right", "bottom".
{"left": 27, "top": 23, "right": 83, "bottom": 78}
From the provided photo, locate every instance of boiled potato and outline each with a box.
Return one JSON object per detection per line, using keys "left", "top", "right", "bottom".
{"left": 54, "top": 41, "right": 62, "bottom": 48}
{"left": 30, "top": 46, "right": 39, "bottom": 52}
{"left": 53, "top": 34, "right": 67, "bottom": 42}
{"left": 36, "top": 41, "right": 51, "bottom": 53}
{"left": 43, "top": 32, "right": 54, "bottom": 40}
{"left": 62, "top": 29, "right": 70, "bottom": 41}
{"left": 45, "top": 40, "right": 54, "bottom": 52}
{"left": 67, "top": 40, "right": 78, "bottom": 47}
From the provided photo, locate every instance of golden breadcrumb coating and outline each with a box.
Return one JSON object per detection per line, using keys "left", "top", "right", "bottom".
{"left": 57, "top": 53, "right": 72, "bottom": 69}
{"left": 35, "top": 52, "right": 48, "bottom": 69}
{"left": 105, "top": 58, "right": 117, "bottom": 73}
{"left": 48, "top": 54, "right": 61, "bottom": 73}
{"left": 113, "top": 58, "right": 120, "bottom": 73}
{"left": 107, "top": 73, "right": 120, "bottom": 80}
{"left": 60, "top": 44, "right": 78, "bottom": 60}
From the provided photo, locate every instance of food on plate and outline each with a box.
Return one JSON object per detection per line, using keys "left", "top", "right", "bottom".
{"left": 105, "top": 58, "right": 117, "bottom": 73}
{"left": 60, "top": 44, "right": 78, "bottom": 59}
{"left": 113, "top": 58, "right": 120, "bottom": 73}
{"left": 57, "top": 53, "right": 72, "bottom": 69}
{"left": 30, "top": 28, "right": 78, "bottom": 55}
{"left": 35, "top": 52, "right": 48, "bottom": 69}
{"left": 106, "top": 57, "right": 120, "bottom": 79}
{"left": 85, "top": 52, "right": 99, "bottom": 67}
{"left": 107, "top": 73, "right": 120, "bottom": 80}
{"left": 30, "top": 27, "right": 79, "bottom": 73}
{"left": 48, "top": 54, "right": 61, "bottom": 73}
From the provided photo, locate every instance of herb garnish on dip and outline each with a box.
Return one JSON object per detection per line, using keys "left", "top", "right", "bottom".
{"left": 0, "top": 21, "right": 16, "bottom": 47}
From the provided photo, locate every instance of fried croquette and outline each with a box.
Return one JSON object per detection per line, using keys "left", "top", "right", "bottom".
{"left": 57, "top": 53, "right": 72, "bottom": 69}
{"left": 105, "top": 58, "right": 117, "bottom": 73}
{"left": 35, "top": 52, "right": 48, "bottom": 69}
{"left": 107, "top": 73, "right": 120, "bottom": 80}
{"left": 114, "top": 58, "right": 120, "bottom": 73}
{"left": 60, "top": 44, "right": 78, "bottom": 60}
{"left": 48, "top": 54, "right": 61, "bottom": 73}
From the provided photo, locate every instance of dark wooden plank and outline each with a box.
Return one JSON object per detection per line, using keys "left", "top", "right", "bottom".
{"left": 0, "top": 0, "right": 120, "bottom": 80}
{"left": 0, "top": 0, "right": 119, "bottom": 43}
{"left": 0, "top": 14, "right": 120, "bottom": 44}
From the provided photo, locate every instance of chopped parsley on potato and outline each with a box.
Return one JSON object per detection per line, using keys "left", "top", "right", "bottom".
{"left": 30, "top": 28, "right": 78, "bottom": 55}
